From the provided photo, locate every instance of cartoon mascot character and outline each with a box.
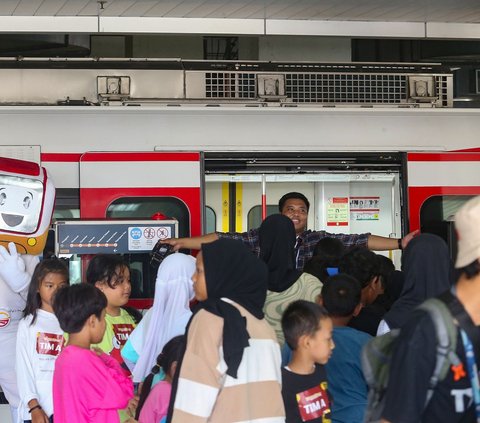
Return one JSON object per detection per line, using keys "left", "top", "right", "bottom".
{"left": 0, "top": 157, "right": 55, "bottom": 422}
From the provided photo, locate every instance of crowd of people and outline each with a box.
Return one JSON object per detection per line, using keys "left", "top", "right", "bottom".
{"left": 3, "top": 192, "right": 480, "bottom": 423}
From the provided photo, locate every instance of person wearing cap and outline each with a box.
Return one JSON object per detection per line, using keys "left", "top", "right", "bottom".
{"left": 381, "top": 196, "right": 480, "bottom": 423}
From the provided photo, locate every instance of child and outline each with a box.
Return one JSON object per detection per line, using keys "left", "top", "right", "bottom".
{"left": 281, "top": 300, "right": 334, "bottom": 423}
{"left": 16, "top": 259, "right": 69, "bottom": 423}
{"left": 52, "top": 283, "right": 134, "bottom": 423}
{"left": 122, "top": 253, "right": 195, "bottom": 384}
{"left": 137, "top": 335, "right": 185, "bottom": 423}
{"left": 86, "top": 255, "right": 136, "bottom": 369}
{"left": 169, "top": 238, "right": 285, "bottom": 422}
{"left": 320, "top": 274, "right": 372, "bottom": 423}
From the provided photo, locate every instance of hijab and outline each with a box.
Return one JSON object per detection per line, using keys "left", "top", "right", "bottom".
{"left": 259, "top": 214, "right": 302, "bottom": 292}
{"left": 129, "top": 253, "right": 195, "bottom": 382}
{"left": 196, "top": 238, "right": 268, "bottom": 377}
{"left": 383, "top": 233, "right": 453, "bottom": 330}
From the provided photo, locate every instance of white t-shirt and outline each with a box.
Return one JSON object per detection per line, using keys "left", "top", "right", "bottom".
{"left": 16, "top": 309, "right": 64, "bottom": 419}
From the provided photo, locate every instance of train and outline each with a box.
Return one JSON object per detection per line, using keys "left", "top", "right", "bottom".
{"left": 0, "top": 57, "right": 479, "bottom": 307}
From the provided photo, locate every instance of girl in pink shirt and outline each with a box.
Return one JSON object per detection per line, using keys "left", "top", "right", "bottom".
{"left": 137, "top": 335, "right": 185, "bottom": 423}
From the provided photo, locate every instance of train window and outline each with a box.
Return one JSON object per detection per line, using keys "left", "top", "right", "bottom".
{"left": 205, "top": 206, "right": 216, "bottom": 234}
{"left": 106, "top": 196, "right": 190, "bottom": 301}
{"left": 106, "top": 197, "right": 190, "bottom": 237}
{"left": 247, "top": 205, "right": 279, "bottom": 230}
{"left": 420, "top": 195, "right": 475, "bottom": 261}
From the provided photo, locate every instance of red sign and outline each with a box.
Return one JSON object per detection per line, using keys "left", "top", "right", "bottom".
{"left": 110, "top": 323, "right": 135, "bottom": 368}
{"left": 36, "top": 332, "right": 64, "bottom": 356}
{"left": 296, "top": 383, "right": 331, "bottom": 422}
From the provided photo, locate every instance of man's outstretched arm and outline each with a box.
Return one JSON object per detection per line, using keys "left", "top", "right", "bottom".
{"left": 367, "top": 230, "right": 419, "bottom": 251}
{"left": 162, "top": 233, "right": 219, "bottom": 251}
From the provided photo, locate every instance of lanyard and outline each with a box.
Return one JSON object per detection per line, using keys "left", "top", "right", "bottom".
{"left": 460, "top": 329, "right": 480, "bottom": 422}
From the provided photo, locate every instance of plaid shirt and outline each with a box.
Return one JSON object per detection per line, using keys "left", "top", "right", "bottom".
{"left": 218, "top": 229, "right": 370, "bottom": 270}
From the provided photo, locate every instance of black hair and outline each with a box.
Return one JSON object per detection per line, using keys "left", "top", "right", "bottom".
{"left": 23, "top": 258, "right": 69, "bottom": 325}
{"left": 53, "top": 283, "right": 107, "bottom": 334}
{"left": 312, "top": 237, "right": 345, "bottom": 259}
{"left": 304, "top": 237, "right": 346, "bottom": 281}
{"left": 136, "top": 335, "right": 186, "bottom": 419}
{"left": 458, "top": 259, "right": 480, "bottom": 280}
{"left": 282, "top": 300, "right": 329, "bottom": 350}
{"left": 86, "top": 254, "right": 130, "bottom": 289}
{"left": 278, "top": 192, "right": 310, "bottom": 212}
{"left": 321, "top": 274, "right": 362, "bottom": 317}
{"left": 338, "top": 247, "right": 380, "bottom": 289}
{"left": 376, "top": 254, "right": 395, "bottom": 290}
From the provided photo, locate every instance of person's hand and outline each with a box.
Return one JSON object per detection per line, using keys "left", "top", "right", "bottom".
{"left": 161, "top": 238, "right": 184, "bottom": 252}
{"left": 0, "top": 242, "right": 30, "bottom": 291}
{"left": 401, "top": 229, "right": 420, "bottom": 249}
{"left": 125, "top": 396, "right": 139, "bottom": 418}
{"left": 30, "top": 406, "right": 50, "bottom": 423}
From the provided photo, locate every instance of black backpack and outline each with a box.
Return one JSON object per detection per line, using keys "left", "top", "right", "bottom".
{"left": 361, "top": 296, "right": 461, "bottom": 423}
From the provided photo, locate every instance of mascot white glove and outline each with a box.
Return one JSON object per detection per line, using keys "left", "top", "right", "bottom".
{"left": 0, "top": 242, "right": 31, "bottom": 292}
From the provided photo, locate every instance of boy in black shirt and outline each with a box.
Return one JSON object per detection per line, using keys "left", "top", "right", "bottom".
{"left": 381, "top": 196, "right": 480, "bottom": 423}
{"left": 281, "top": 300, "right": 335, "bottom": 423}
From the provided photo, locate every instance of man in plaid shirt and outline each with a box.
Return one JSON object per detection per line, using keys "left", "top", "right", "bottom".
{"left": 164, "top": 192, "right": 416, "bottom": 271}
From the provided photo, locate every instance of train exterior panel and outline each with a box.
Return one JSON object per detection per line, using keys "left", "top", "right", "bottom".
{"left": 0, "top": 59, "right": 478, "bottom": 297}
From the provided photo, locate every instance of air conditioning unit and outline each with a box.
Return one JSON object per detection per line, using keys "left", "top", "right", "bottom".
{"left": 96, "top": 76, "right": 131, "bottom": 101}
{"left": 408, "top": 76, "right": 437, "bottom": 103}
{"left": 257, "top": 74, "right": 287, "bottom": 100}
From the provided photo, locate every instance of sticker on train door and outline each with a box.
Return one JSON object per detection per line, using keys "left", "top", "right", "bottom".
{"left": 350, "top": 196, "right": 380, "bottom": 221}
{"left": 327, "top": 197, "right": 349, "bottom": 226}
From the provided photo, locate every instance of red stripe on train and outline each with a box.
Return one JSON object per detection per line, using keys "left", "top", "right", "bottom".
{"left": 408, "top": 152, "right": 480, "bottom": 162}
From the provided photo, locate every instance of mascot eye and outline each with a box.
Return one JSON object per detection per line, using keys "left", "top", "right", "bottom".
{"left": 23, "top": 196, "right": 31, "bottom": 209}
{"left": 0, "top": 192, "right": 6, "bottom": 205}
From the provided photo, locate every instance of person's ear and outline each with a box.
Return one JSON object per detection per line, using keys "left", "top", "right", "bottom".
{"left": 87, "top": 314, "right": 96, "bottom": 328}
{"left": 352, "top": 302, "right": 363, "bottom": 317}
{"left": 95, "top": 281, "right": 104, "bottom": 292}
{"left": 369, "top": 276, "right": 382, "bottom": 294}
{"left": 316, "top": 295, "right": 324, "bottom": 306}
{"left": 298, "top": 333, "right": 311, "bottom": 350}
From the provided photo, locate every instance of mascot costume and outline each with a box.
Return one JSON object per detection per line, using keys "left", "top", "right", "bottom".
{"left": 0, "top": 157, "right": 55, "bottom": 422}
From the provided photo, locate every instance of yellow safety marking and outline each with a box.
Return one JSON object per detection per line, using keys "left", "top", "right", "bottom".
{"left": 222, "top": 182, "right": 229, "bottom": 232}
{"left": 236, "top": 183, "right": 243, "bottom": 232}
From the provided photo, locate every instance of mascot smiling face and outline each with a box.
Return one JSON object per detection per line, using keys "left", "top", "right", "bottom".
{"left": 0, "top": 157, "right": 55, "bottom": 255}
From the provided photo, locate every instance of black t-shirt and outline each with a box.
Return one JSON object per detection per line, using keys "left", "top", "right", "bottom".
{"left": 282, "top": 364, "right": 332, "bottom": 423}
{"left": 382, "top": 309, "right": 476, "bottom": 423}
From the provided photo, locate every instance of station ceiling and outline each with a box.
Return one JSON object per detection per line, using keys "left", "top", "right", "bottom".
{"left": 0, "top": 0, "right": 479, "bottom": 37}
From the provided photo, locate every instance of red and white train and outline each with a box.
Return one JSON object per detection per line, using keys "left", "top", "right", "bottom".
{"left": 0, "top": 58, "right": 479, "bottom": 305}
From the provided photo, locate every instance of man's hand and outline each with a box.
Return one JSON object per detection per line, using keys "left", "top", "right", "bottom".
{"left": 161, "top": 233, "right": 219, "bottom": 251}
{"left": 0, "top": 242, "right": 30, "bottom": 292}
{"left": 161, "top": 238, "right": 186, "bottom": 252}
{"left": 401, "top": 229, "right": 420, "bottom": 250}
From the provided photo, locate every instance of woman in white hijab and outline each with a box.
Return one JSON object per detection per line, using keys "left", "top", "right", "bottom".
{"left": 122, "top": 253, "right": 196, "bottom": 383}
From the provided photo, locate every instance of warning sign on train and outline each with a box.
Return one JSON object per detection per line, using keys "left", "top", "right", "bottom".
{"left": 54, "top": 220, "right": 178, "bottom": 255}
{"left": 327, "top": 197, "right": 349, "bottom": 226}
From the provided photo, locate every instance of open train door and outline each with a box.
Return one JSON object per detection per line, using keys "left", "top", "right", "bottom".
{"left": 78, "top": 151, "right": 203, "bottom": 307}
{"left": 407, "top": 151, "right": 480, "bottom": 259}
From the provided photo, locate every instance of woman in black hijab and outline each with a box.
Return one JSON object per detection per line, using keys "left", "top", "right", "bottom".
{"left": 168, "top": 238, "right": 285, "bottom": 423}
{"left": 259, "top": 214, "right": 302, "bottom": 292}
{"left": 378, "top": 233, "right": 453, "bottom": 334}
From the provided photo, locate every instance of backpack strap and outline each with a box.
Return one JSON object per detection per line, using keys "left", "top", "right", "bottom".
{"left": 418, "top": 297, "right": 461, "bottom": 405}
{"left": 439, "top": 290, "right": 480, "bottom": 361}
